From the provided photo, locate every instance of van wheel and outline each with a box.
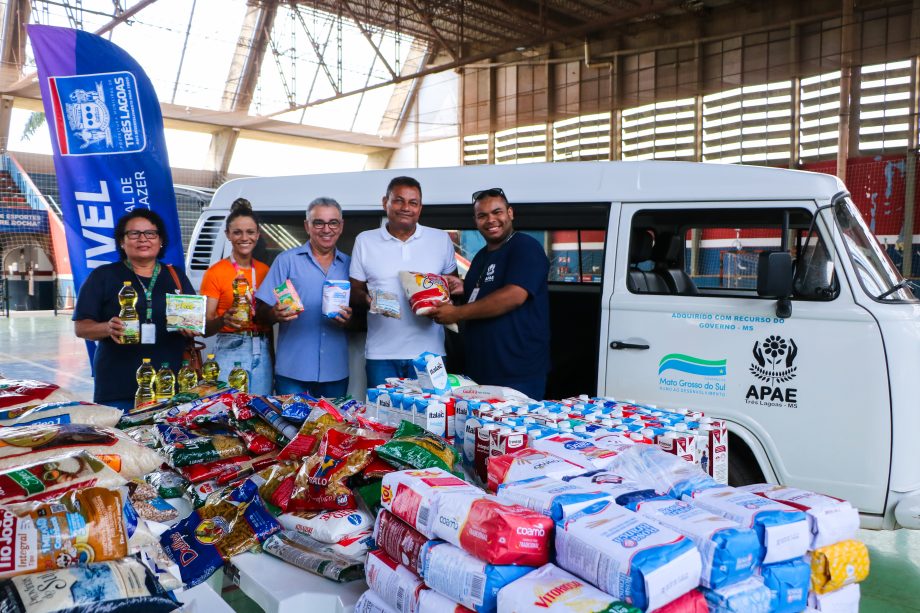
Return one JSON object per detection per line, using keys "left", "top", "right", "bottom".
{"left": 728, "top": 432, "right": 766, "bottom": 486}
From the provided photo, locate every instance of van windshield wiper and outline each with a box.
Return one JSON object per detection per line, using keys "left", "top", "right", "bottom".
{"left": 876, "top": 279, "right": 918, "bottom": 300}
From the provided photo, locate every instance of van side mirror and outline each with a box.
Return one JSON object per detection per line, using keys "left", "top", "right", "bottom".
{"left": 757, "top": 251, "right": 793, "bottom": 318}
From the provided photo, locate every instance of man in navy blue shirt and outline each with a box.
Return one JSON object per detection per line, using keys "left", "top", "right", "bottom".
{"left": 430, "top": 188, "right": 550, "bottom": 400}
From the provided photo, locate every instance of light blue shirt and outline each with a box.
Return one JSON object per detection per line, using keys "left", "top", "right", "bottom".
{"left": 255, "top": 242, "right": 351, "bottom": 382}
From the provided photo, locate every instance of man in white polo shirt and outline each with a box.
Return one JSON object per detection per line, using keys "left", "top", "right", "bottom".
{"left": 350, "top": 176, "right": 458, "bottom": 386}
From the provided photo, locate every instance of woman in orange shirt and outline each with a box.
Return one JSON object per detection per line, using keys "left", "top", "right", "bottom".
{"left": 200, "top": 199, "right": 272, "bottom": 394}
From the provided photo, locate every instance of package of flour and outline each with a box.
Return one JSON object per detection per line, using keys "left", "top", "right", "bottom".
{"left": 418, "top": 541, "right": 533, "bottom": 613}
{"left": 684, "top": 486, "right": 810, "bottom": 564}
{"left": 496, "top": 563, "right": 641, "bottom": 613}
{"left": 496, "top": 476, "right": 611, "bottom": 522}
{"left": 365, "top": 549, "right": 425, "bottom": 613}
{"left": 739, "top": 483, "right": 860, "bottom": 549}
{"left": 554, "top": 499, "right": 702, "bottom": 611}
{"left": 618, "top": 490, "right": 760, "bottom": 589}
{"left": 322, "top": 280, "right": 351, "bottom": 319}
{"left": 431, "top": 491, "right": 553, "bottom": 566}
{"left": 380, "top": 468, "right": 482, "bottom": 537}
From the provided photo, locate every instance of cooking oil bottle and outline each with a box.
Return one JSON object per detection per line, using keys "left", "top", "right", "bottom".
{"left": 154, "top": 362, "right": 175, "bottom": 400}
{"left": 118, "top": 281, "right": 140, "bottom": 344}
{"left": 228, "top": 362, "right": 248, "bottom": 392}
{"left": 202, "top": 353, "right": 220, "bottom": 383}
{"left": 177, "top": 360, "right": 198, "bottom": 393}
{"left": 229, "top": 273, "right": 252, "bottom": 328}
{"left": 134, "top": 358, "right": 156, "bottom": 409}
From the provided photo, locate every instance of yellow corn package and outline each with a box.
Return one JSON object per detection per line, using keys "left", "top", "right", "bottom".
{"left": 810, "top": 539, "right": 870, "bottom": 594}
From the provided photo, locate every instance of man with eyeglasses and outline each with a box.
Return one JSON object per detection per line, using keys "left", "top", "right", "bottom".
{"left": 429, "top": 188, "right": 550, "bottom": 401}
{"left": 350, "top": 176, "right": 459, "bottom": 387}
{"left": 255, "top": 197, "right": 353, "bottom": 397}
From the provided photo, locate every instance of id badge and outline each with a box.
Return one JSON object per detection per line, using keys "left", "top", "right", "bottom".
{"left": 141, "top": 323, "right": 156, "bottom": 344}
{"left": 253, "top": 336, "right": 262, "bottom": 357}
{"left": 468, "top": 288, "right": 480, "bottom": 303}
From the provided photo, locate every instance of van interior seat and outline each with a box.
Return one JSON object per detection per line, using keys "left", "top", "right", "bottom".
{"left": 627, "top": 229, "right": 671, "bottom": 294}
{"left": 657, "top": 234, "right": 700, "bottom": 296}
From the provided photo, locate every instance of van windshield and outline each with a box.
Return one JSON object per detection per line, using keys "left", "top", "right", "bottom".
{"left": 834, "top": 197, "right": 918, "bottom": 302}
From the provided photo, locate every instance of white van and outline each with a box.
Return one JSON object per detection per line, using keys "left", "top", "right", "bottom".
{"left": 187, "top": 161, "right": 920, "bottom": 530}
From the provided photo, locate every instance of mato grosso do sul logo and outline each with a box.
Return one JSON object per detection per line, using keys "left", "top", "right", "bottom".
{"left": 746, "top": 335, "right": 798, "bottom": 406}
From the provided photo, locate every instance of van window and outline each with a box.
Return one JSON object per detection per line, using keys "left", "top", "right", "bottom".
{"left": 628, "top": 208, "right": 838, "bottom": 300}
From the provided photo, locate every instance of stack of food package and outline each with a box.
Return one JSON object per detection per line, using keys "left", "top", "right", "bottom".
{"left": 0, "top": 364, "right": 872, "bottom": 613}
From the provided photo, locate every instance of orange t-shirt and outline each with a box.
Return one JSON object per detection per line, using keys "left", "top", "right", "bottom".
{"left": 200, "top": 258, "right": 271, "bottom": 333}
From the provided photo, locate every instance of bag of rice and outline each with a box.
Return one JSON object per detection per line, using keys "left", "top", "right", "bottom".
{"left": 0, "top": 450, "right": 127, "bottom": 504}
{"left": 0, "top": 487, "right": 130, "bottom": 578}
{"left": 277, "top": 508, "right": 374, "bottom": 544}
{"left": 0, "top": 556, "right": 180, "bottom": 613}
{"left": 380, "top": 468, "right": 481, "bottom": 538}
{"left": 0, "top": 401, "right": 120, "bottom": 428}
{"left": 496, "top": 563, "right": 642, "bottom": 613}
{"left": 432, "top": 492, "right": 553, "bottom": 566}
{"left": 554, "top": 499, "right": 702, "bottom": 611}
{"left": 0, "top": 423, "right": 162, "bottom": 479}
{"left": 418, "top": 541, "right": 534, "bottom": 613}
{"left": 0, "top": 379, "right": 72, "bottom": 411}
{"left": 366, "top": 549, "right": 424, "bottom": 613}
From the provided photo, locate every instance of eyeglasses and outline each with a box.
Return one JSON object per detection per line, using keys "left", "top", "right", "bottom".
{"left": 310, "top": 219, "right": 342, "bottom": 229}
{"left": 125, "top": 230, "right": 159, "bottom": 240}
{"left": 472, "top": 187, "right": 506, "bottom": 204}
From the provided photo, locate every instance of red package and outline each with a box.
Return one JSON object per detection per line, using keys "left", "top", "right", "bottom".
{"left": 288, "top": 429, "right": 384, "bottom": 511}
{"left": 0, "top": 379, "right": 62, "bottom": 409}
{"left": 236, "top": 426, "right": 277, "bottom": 455}
{"left": 364, "top": 454, "right": 396, "bottom": 479}
{"left": 399, "top": 271, "right": 451, "bottom": 314}
{"left": 231, "top": 393, "right": 255, "bottom": 420}
{"left": 652, "top": 589, "right": 708, "bottom": 613}
{"left": 181, "top": 455, "right": 252, "bottom": 483}
{"left": 373, "top": 510, "right": 430, "bottom": 575}
{"left": 433, "top": 493, "right": 553, "bottom": 566}
{"left": 357, "top": 416, "right": 397, "bottom": 437}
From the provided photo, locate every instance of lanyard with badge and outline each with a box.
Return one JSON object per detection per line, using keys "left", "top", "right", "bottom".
{"left": 229, "top": 256, "right": 261, "bottom": 355}
{"left": 125, "top": 261, "right": 160, "bottom": 344}
{"left": 469, "top": 232, "right": 515, "bottom": 303}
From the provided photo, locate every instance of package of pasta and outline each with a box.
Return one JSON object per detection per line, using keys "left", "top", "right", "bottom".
{"left": 0, "top": 450, "right": 127, "bottom": 504}
{"left": 0, "top": 401, "right": 121, "bottom": 429}
{"left": 288, "top": 429, "right": 385, "bottom": 511}
{"left": 160, "top": 395, "right": 233, "bottom": 427}
{"left": 145, "top": 468, "right": 189, "bottom": 499}
{"left": 263, "top": 530, "right": 365, "bottom": 583}
{"left": 160, "top": 478, "right": 282, "bottom": 587}
{"left": 251, "top": 461, "right": 299, "bottom": 511}
{"left": 278, "top": 393, "right": 318, "bottom": 423}
{"left": 0, "top": 378, "right": 72, "bottom": 411}
{"left": 0, "top": 556, "right": 180, "bottom": 613}
{"left": 232, "top": 417, "right": 281, "bottom": 455}
{"left": 180, "top": 454, "right": 254, "bottom": 483}
{"left": 184, "top": 479, "right": 226, "bottom": 509}
{"left": 375, "top": 420, "right": 460, "bottom": 473}
{"left": 123, "top": 425, "right": 159, "bottom": 449}
{"left": 809, "top": 539, "right": 870, "bottom": 594}
{"left": 162, "top": 432, "right": 247, "bottom": 468}
{"left": 0, "top": 486, "right": 130, "bottom": 578}
{"left": 0, "top": 423, "right": 162, "bottom": 479}
{"left": 278, "top": 412, "right": 348, "bottom": 460}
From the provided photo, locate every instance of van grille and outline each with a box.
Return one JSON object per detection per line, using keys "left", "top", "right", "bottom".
{"left": 189, "top": 215, "right": 225, "bottom": 271}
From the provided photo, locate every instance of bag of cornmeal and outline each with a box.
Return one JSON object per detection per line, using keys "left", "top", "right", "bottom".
{"left": 496, "top": 476, "right": 611, "bottom": 521}
{"left": 554, "top": 499, "right": 702, "bottom": 611}
{"left": 809, "top": 539, "right": 870, "bottom": 594}
{"left": 418, "top": 541, "right": 533, "bottom": 613}
{"left": 381, "top": 468, "right": 482, "bottom": 538}
{"left": 366, "top": 549, "right": 425, "bottom": 613}
{"left": 757, "top": 558, "right": 810, "bottom": 613}
{"left": 618, "top": 489, "right": 760, "bottom": 589}
{"left": 497, "top": 563, "right": 641, "bottom": 612}
{"left": 487, "top": 448, "right": 584, "bottom": 493}
{"left": 700, "top": 576, "right": 772, "bottom": 613}
{"left": 432, "top": 491, "right": 553, "bottom": 566}
{"left": 739, "top": 483, "right": 860, "bottom": 549}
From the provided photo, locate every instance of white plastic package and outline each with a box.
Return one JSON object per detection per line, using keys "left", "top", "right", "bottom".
{"left": 365, "top": 549, "right": 424, "bottom": 613}
{"left": 276, "top": 508, "right": 374, "bottom": 544}
{"left": 496, "top": 563, "right": 631, "bottom": 613}
{"left": 380, "top": 468, "right": 482, "bottom": 538}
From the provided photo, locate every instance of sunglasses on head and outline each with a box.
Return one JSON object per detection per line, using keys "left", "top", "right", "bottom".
{"left": 472, "top": 187, "right": 506, "bottom": 204}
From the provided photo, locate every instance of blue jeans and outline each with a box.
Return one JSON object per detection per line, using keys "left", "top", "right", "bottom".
{"left": 214, "top": 333, "right": 273, "bottom": 396}
{"left": 365, "top": 359, "right": 416, "bottom": 388}
{"left": 275, "top": 374, "right": 349, "bottom": 399}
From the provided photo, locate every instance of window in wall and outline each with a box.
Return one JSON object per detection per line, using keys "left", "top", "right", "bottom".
{"left": 553, "top": 113, "right": 611, "bottom": 162}
{"left": 462, "top": 134, "right": 489, "bottom": 165}
{"left": 702, "top": 81, "right": 793, "bottom": 164}
{"left": 799, "top": 71, "right": 841, "bottom": 162}
{"left": 859, "top": 59, "right": 911, "bottom": 152}
{"left": 621, "top": 98, "right": 696, "bottom": 161}
{"left": 494, "top": 124, "right": 547, "bottom": 164}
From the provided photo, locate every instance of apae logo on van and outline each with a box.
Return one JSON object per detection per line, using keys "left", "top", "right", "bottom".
{"left": 746, "top": 335, "right": 799, "bottom": 407}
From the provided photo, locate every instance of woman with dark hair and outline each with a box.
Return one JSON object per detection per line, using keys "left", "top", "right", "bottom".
{"left": 73, "top": 209, "right": 196, "bottom": 411}
{"left": 199, "top": 198, "right": 272, "bottom": 394}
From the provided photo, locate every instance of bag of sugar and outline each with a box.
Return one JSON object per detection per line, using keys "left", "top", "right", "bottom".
{"left": 496, "top": 563, "right": 641, "bottom": 613}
